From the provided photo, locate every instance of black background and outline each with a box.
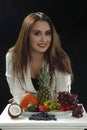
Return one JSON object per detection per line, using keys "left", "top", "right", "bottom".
{"left": 0, "top": 0, "right": 87, "bottom": 114}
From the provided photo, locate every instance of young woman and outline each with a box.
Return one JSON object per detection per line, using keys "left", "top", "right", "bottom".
{"left": 5, "top": 12, "right": 73, "bottom": 104}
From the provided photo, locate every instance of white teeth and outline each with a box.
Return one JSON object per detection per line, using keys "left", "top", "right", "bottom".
{"left": 38, "top": 44, "right": 47, "bottom": 47}
{"left": 40, "top": 45, "right": 46, "bottom": 47}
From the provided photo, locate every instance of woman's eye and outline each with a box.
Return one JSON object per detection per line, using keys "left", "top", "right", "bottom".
{"left": 46, "top": 31, "right": 51, "bottom": 35}
{"left": 34, "top": 31, "right": 40, "bottom": 36}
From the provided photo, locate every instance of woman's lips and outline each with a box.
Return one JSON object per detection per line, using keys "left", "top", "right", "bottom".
{"left": 38, "top": 44, "right": 47, "bottom": 48}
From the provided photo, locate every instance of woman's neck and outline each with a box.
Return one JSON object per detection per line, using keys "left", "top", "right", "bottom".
{"left": 30, "top": 53, "right": 44, "bottom": 78}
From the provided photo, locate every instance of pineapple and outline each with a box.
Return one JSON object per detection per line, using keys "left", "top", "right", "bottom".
{"left": 37, "top": 63, "right": 52, "bottom": 104}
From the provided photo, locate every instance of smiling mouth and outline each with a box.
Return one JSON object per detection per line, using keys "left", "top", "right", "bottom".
{"left": 38, "top": 44, "right": 47, "bottom": 48}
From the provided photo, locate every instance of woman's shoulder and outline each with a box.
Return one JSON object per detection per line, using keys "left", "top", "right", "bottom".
{"left": 6, "top": 51, "right": 12, "bottom": 59}
{"left": 6, "top": 47, "right": 14, "bottom": 57}
{"left": 6, "top": 49, "right": 14, "bottom": 62}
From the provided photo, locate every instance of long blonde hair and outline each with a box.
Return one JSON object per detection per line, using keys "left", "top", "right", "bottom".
{"left": 8, "top": 12, "right": 73, "bottom": 82}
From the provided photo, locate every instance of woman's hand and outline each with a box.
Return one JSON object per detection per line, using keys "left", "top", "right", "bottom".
{"left": 8, "top": 98, "right": 16, "bottom": 104}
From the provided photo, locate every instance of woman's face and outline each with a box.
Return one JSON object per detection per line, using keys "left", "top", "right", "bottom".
{"left": 29, "top": 20, "right": 52, "bottom": 55}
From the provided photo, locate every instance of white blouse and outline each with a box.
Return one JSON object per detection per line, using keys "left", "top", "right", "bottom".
{"left": 5, "top": 52, "right": 71, "bottom": 104}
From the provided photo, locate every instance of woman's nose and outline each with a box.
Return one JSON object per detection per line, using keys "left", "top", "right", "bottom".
{"left": 40, "top": 35, "right": 46, "bottom": 42}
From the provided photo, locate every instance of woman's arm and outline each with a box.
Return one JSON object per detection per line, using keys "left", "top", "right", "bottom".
{"left": 6, "top": 76, "right": 26, "bottom": 104}
{"left": 5, "top": 52, "right": 26, "bottom": 104}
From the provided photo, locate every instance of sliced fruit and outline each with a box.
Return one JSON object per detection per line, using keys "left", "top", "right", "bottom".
{"left": 27, "top": 103, "right": 38, "bottom": 112}
{"left": 20, "top": 93, "right": 39, "bottom": 111}
{"left": 8, "top": 103, "right": 22, "bottom": 118}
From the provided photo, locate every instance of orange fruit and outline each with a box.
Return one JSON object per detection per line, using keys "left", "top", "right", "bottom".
{"left": 20, "top": 93, "right": 39, "bottom": 111}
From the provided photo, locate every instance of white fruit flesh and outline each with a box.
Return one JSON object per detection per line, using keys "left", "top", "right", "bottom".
{"left": 8, "top": 103, "right": 22, "bottom": 117}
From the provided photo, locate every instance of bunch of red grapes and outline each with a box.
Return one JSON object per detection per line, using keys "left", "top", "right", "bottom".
{"left": 57, "top": 91, "right": 84, "bottom": 118}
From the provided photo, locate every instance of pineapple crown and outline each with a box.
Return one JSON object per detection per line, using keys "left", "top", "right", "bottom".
{"left": 38, "top": 63, "right": 51, "bottom": 88}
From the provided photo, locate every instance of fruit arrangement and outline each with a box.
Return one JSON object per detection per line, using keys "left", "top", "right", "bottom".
{"left": 8, "top": 91, "right": 84, "bottom": 119}
{"left": 8, "top": 64, "right": 84, "bottom": 119}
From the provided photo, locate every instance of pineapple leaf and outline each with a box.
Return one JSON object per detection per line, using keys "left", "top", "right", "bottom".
{"left": 38, "top": 63, "right": 51, "bottom": 88}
